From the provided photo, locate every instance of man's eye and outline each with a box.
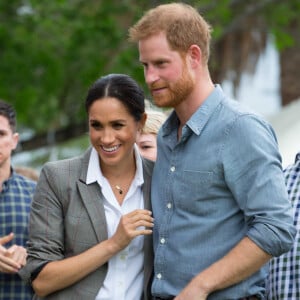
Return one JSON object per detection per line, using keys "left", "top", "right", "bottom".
{"left": 156, "top": 61, "right": 166, "bottom": 67}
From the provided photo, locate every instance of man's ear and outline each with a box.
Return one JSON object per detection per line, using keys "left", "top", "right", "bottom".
{"left": 188, "top": 44, "right": 202, "bottom": 68}
{"left": 12, "top": 132, "right": 19, "bottom": 150}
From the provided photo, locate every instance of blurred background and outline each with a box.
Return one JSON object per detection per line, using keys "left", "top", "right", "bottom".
{"left": 1, "top": 0, "right": 299, "bottom": 171}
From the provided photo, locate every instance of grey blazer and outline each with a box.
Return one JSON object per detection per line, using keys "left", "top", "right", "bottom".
{"left": 20, "top": 148, "right": 154, "bottom": 300}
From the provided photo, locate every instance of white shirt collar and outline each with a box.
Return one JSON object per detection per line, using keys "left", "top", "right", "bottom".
{"left": 86, "top": 144, "right": 144, "bottom": 187}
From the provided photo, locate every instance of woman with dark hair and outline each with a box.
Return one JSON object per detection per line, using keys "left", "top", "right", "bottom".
{"left": 20, "top": 74, "right": 154, "bottom": 300}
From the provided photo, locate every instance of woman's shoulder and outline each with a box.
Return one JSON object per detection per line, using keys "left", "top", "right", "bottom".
{"left": 42, "top": 148, "right": 91, "bottom": 175}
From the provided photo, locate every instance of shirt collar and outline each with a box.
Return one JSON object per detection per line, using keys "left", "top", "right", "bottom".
{"left": 162, "top": 84, "right": 224, "bottom": 137}
{"left": 86, "top": 145, "right": 144, "bottom": 187}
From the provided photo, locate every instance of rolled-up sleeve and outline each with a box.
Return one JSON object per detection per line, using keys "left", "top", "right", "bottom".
{"left": 223, "top": 114, "right": 296, "bottom": 256}
{"left": 19, "top": 164, "right": 65, "bottom": 284}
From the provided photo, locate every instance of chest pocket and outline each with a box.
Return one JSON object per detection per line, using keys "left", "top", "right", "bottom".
{"left": 175, "top": 170, "right": 213, "bottom": 213}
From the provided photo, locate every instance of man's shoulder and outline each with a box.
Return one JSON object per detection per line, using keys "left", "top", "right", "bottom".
{"left": 220, "top": 96, "right": 262, "bottom": 119}
{"left": 43, "top": 148, "right": 91, "bottom": 171}
{"left": 217, "top": 97, "right": 275, "bottom": 137}
{"left": 11, "top": 173, "right": 36, "bottom": 193}
{"left": 40, "top": 148, "right": 91, "bottom": 184}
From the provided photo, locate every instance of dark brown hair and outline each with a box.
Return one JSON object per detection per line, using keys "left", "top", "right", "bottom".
{"left": 85, "top": 74, "right": 145, "bottom": 121}
{"left": 0, "top": 100, "right": 17, "bottom": 132}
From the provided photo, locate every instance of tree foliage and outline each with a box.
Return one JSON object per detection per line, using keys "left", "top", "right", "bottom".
{"left": 0, "top": 0, "right": 143, "bottom": 132}
{"left": 0, "top": 0, "right": 299, "bottom": 149}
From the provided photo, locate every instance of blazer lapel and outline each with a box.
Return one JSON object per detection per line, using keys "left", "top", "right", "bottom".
{"left": 75, "top": 152, "right": 153, "bottom": 246}
{"left": 76, "top": 148, "right": 108, "bottom": 243}
{"left": 77, "top": 181, "right": 108, "bottom": 243}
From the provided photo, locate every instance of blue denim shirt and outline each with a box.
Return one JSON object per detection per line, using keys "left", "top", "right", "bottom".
{"left": 151, "top": 85, "right": 296, "bottom": 299}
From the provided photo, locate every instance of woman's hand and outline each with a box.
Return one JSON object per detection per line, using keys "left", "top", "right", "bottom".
{"left": 110, "top": 209, "right": 154, "bottom": 251}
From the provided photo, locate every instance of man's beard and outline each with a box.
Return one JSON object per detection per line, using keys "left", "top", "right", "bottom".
{"left": 151, "top": 67, "right": 194, "bottom": 108}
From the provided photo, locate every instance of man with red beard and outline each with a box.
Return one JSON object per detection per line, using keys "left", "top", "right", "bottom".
{"left": 129, "top": 3, "right": 296, "bottom": 300}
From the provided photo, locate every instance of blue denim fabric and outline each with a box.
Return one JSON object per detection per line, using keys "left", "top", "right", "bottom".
{"left": 151, "top": 85, "right": 296, "bottom": 300}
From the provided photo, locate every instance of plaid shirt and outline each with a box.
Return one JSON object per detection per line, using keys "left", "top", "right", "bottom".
{"left": 267, "top": 152, "right": 300, "bottom": 299}
{"left": 0, "top": 170, "right": 36, "bottom": 300}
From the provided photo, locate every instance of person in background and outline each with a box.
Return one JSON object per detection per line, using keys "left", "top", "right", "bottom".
{"left": 20, "top": 74, "right": 154, "bottom": 300}
{"left": 129, "top": 3, "right": 296, "bottom": 299}
{"left": 0, "top": 100, "right": 36, "bottom": 300}
{"left": 137, "top": 108, "right": 167, "bottom": 161}
{"left": 266, "top": 151, "right": 300, "bottom": 300}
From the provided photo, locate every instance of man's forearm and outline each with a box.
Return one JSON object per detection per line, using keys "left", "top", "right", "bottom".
{"left": 186, "top": 237, "right": 271, "bottom": 296}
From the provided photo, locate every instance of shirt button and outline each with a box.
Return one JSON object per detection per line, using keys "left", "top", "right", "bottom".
{"left": 167, "top": 203, "right": 172, "bottom": 209}
{"left": 170, "top": 166, "right": 175, "bottom": 172}
{"left": 160, "top": 238, "right": 166, "bottom": 244}
{"left": 157, "top": 273, "right": 162, "bottom": 279}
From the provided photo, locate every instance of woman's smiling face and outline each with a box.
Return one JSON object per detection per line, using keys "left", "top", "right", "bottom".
{"left": 88, "top": 97, "right": 144, "bottom": 168}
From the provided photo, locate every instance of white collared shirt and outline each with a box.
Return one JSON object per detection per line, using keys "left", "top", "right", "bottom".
{"left": 86, "top": 145, "right": 145, "bottom": 300}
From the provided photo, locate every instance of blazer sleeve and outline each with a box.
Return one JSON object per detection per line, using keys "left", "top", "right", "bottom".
{"left": 19, "top": 162, "right": 66, "bottom": 283}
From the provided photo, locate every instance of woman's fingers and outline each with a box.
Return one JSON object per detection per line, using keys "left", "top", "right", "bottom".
{"left": 121, "top": 209, "right": 154, "bottom": 233}
{"left": 111, "top": 209, "right": 154, "bottom": 250}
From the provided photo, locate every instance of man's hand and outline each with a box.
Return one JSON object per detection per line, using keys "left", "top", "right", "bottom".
{"left": 0, "top": 233, "right": 28, "bottom": 274}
